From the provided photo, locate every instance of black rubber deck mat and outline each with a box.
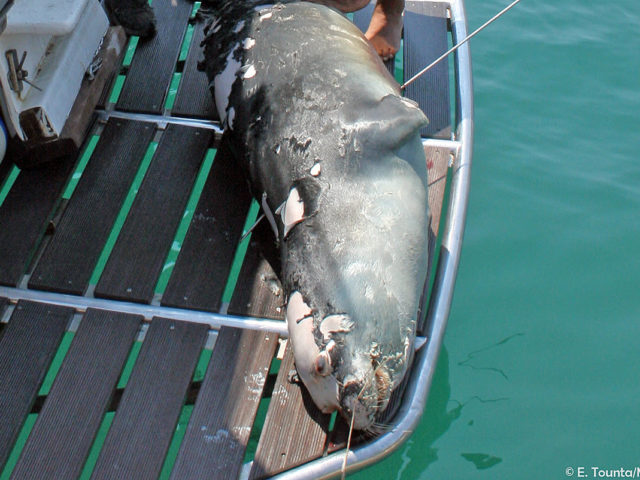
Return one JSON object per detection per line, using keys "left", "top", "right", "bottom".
{"left": 0, "top": 155, "right": 77, "bottom": 287}
{"left": 227, "top": 223, "right": 284, "bottom": 321}
{"left": 90, "top": 317, "right": 207, "bottom": 480}
{"left": 171, "top": 17, "right": 218, "bottom": 120}
{"left": 94, "top": 124, "right": 213, "bottom": 303}
{"left": 161, "top": 138, "right": 252, "bottom": 312}
{"left": 29, "top": 119, "right": 156, "bottom": 295}
{"left": 116, "top": 0, "right": 193, "bottom": 114}
{"left": 404, "top": 1, "right": 451, "bottom": 138}
{"left": 10, "top": 309, "right": 141, "bottom": 480}
{"left": 0, "top": 301, "right": 73, "bottom": 470}
{"left": 170, "top": 327, "right": 279, "bottom": 480}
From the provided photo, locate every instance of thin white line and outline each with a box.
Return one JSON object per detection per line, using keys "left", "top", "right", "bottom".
{"left": 402, "top": 0, "right": 524, "bottom": 90}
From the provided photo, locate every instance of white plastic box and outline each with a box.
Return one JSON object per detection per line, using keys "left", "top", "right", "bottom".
{"left": 0, "top": 0, "right": 109, "bottom": 142}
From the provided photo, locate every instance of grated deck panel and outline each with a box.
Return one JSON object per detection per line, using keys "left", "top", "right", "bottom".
{"left": 94, "top": 124, "right": 213, "bottom": 303}
{"left": 172, "top": 17, "right": 218, "bottom": 120}
{"left": 10, "top": 310, "right": 141, "bottom": 480}
{"left": 116, "top": 0, "right": 193, "bottom": 114}
{"left": 0, "top": 301, "right": 73, "bottom": 470}
{"left": 29, "top": 119, "right": 156, "bottom": 295}
{"left": 0, "top": 155, "right": 77, "bottom": 286}
{"left": 90, "top": 318, "right": 208, "bottom": 480}
{"left": 405, "top": 1, "right": 452, "bottom": 138}
{"left": 161, "top": 138, "right": 253, "bottom": 312}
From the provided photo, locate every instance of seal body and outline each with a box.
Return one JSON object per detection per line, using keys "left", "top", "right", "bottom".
{"left": 201, "top": 1, "right": 430, "bottom": 430}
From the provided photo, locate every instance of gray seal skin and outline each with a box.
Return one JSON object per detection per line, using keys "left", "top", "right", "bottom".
{"left": 201, "top": 1, "right": 430, "bottom": 430}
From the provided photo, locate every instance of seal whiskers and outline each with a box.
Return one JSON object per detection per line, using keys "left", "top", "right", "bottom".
{"left": 341, "top": 410, "right": 356, "bottom": 480}
{"left": 342, "top": 374, "right": 375, "bottom": 480}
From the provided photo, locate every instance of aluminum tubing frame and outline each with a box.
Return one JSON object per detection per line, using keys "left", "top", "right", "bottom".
{"left": 264, "top": 0, "right": 474, "bottom": 478}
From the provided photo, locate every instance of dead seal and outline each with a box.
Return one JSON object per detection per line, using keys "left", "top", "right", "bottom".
{"left": 200, "top": 0, "right": 430, "bottom": 430}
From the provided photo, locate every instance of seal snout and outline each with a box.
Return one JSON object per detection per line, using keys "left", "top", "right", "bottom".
{"left": 338, "top": 363, "right": 393, "bottom": 431}
{"left": 339, "top": 379, "right": 376, "bottom": 431}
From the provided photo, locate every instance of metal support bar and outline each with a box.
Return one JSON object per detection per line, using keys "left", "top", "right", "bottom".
{"left": 0, "top": 286, "right": 288, "bottom": 335}
{"left": 0, "top": 286, "right": 427, "bottom": 354}
{"left": 95, "top": 108, "right": 223, "bottom": 133}
{"left": 96, "top": 110, "right": 459, "bottom": 155}
{"left": 422, "top": 137, "right": 461, "bottom": 153}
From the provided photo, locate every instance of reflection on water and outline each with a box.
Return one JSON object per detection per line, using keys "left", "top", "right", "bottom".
{"left": 458, "top": 333, "right": 525, "bottom": 381}
{"left": 415, "top": 347, "right": 461, "bottom": 471}
{"left": 461, "top": 452, "right": 502, "bottom": 470}
{"left": 351, "top": 331, "right": 523, "bottom": 479}
{"left": 353, "top": 346, "right": 465, "bottom": 480}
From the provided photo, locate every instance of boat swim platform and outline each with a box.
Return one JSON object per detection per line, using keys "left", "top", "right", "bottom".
{"left": 0, "top": 0, "right": 473, "bottom": 478}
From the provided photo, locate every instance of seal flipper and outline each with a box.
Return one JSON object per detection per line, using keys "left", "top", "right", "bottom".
{"left": 352, "top": 94, "right": 430, "bottom": 188}
{"left": 353, "top": 94, "right": 429, "bottom": 151}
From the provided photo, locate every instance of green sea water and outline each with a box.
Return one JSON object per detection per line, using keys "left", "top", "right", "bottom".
{"left": 354, "top": 0, "right": 640, "bottom": 478}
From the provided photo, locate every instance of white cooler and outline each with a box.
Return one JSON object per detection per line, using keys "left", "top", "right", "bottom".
{"left": 0, "top": 0, "right": 109, "bottom": 143}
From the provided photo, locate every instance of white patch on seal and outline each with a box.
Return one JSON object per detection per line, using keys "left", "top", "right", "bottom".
{"left": 241, "top": 64, "right": 257, "bottom": 79}
{"left": 286, "top": 292, "right": 340, "bottom": 414}
{"left": 280, "top": 187, "right": 305, "bottom": 238}
{"left": 259, "top": 11, "right": 273, "bottom": 21}
{"left": 243, "top": 37, "right": 256, "bottom": 50}
{"left": 227, "top": 107, "right": 235, "bottom": 129}
{"left": 319, "top": 314, "right": 353, "bottom": 341}
{"left": 210, "top": 19, "right": 221, "bottom": 33}
{"left": 286, "top": 293, "right": 315, "bottom": 366}
{"left": 233, "top": 20, "right": 245, "bottom": 33}
{"left": 213, "top": 50, "right": 241, "bottom": 121}
{"left": 310, "top": 162, "right": 321, "bottom": 177}
{"left": 286, "top": 291, "right": 312, "bottom": 324}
